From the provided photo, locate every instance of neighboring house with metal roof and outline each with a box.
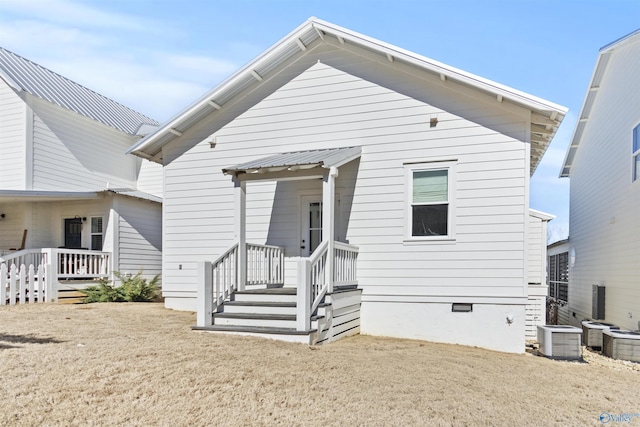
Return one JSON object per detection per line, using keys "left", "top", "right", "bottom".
{"left": 559, "top": 30, "right": 640, "bottom": 331}
{"left": 129, "top": 18, "right": 566, "bottom": 353}
{"left": 0, "top": 47, "right": 163, "bottom": 286}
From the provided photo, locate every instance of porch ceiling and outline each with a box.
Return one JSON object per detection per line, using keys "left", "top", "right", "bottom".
{"left": 222, "top": 146, "right": 361, "bottom": 176}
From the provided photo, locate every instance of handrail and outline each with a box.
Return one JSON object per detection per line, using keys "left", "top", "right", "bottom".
{"left": 334, "top": 242, "right": 359, "bottom": 287}
{"left": 0, "top": 249, "right": 47, "bottom": 269}
{"left": 309, "top": 241, "right": 329, "bottom": 314}
{"left": 296, "top": 240, "right": 359, "bottom": 332}
{"left": 1, "top": 248, "right": 111, "bottom": 280}
{"left": 246, "top": 243, "right": 284, "bottom": 286}
{"left": 211, "top": 243, "right": 239, "bottom": 308}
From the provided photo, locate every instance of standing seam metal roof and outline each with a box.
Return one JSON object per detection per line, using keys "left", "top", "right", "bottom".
{"left": 222, "top": 146, "right": 362, "bottom": 175}
{"left": 0, "top": 47, "right": 158, "bottom": 135}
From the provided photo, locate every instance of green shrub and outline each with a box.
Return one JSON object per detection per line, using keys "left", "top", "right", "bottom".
{"left": 82, "top": 271, "right": 160, "bottom": 303}
{"left": 83, "top": 280, "right": 125, "bottom": 303}
{"left": 116, "top": 271, "right": 160, "bottom": 302}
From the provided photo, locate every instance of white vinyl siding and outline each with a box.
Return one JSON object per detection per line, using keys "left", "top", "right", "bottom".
{"left": 136, "top": 159, "right": 164, "bottom": 197}
{"left": 0, "top": 80, "right": 27, "bottom": 189}
{"left": 566, "top": 35, "right": 640, "bottom": 331}
{"left": 116, "top": 196, "right": 162, "bottom": 281}
{"left": 161, "top": 51, "right": 530, "bottom": 303}
{"left": 30, "top": 97, "right": 139, "bottom": 191}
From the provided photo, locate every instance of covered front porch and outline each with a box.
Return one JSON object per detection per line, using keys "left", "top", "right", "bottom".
{"left": 195, "top": 147, "right": 363, "bottom": 344}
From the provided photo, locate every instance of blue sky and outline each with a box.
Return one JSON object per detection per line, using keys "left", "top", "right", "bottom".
{"left": 1, "top": 0, "right": 638, "bottom": 242}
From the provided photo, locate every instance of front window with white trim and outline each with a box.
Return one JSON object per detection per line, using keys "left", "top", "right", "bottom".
{"left": 405, "top": 161, "right": 456, "bottom": 240}
{"left": 90, "top": 217, "right": 103, "bottom": 251}
{"left": 633, "top": 124, "right": 640, "bottom": 182}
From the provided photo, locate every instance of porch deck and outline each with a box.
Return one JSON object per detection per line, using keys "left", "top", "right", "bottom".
{"left": 196, "top": 241, "right": 361, "bottom": 344}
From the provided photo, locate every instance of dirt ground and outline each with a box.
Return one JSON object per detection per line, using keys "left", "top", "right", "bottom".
{"left": 1, "top": 303, "right": 638, "bottom": 427}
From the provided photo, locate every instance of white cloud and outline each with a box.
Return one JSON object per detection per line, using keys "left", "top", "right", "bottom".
{"left": 0, "top": 10, "right": 240, "bottom": 122}
{"left": 0, "top": 0, "right": 155, "bottom": 32}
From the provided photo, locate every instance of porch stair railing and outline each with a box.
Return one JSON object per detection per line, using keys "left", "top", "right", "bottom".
{"left": 196, "top": 240, "right": 357, "bottom": 335}
{"left": 197, "top": 242, "right": 285, "bottom": 327}
{"left": 296, "top": 241, "right": 359, "bottom": 331}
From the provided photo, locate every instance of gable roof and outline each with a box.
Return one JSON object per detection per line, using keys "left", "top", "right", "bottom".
{"left": 560, "top": 29, "right": 640, "bottom": 177}
{"left": 0, "top": 47, "right": 159, "bottom": 136}
{"left": 128, "top": 17, "right": 567, "bottom": 172}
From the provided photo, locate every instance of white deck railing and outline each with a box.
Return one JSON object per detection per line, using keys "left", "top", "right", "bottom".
{"left": 213, "top": 243, "right": 239, "bottom": 308}
{"left": 334, "top": 241, "right": 358, "bottom": 287}
{"left": 1, "top": 248, "right": 111, "bottom": 281}
{"left": 296, "top": 241, "right": 358, "bottom": 331}
{"left": 197, "top": 242, "right": 285, "bottom": 327}
{"left": 246, "top": 243, "right": 284, "bottom": 287}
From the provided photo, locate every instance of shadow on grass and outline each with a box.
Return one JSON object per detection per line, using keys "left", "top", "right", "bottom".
{"left": 0, "top": 334, "right": 64, "bottom": 349}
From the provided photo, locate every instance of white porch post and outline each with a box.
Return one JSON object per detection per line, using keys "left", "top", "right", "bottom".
{"left": 197, "top": 261, "right": 213, "bottom": 327}
{"left": 323, "top": 166, "right": 338, "bottom": 293}
{"left": 234, "top": 177, "right": 247, "bottom": 291}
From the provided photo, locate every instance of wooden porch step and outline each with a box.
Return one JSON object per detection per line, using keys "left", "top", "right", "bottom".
{"left": 213, "top": 311, "right": 324, "bottom": 328}
{"left": 193, "top": 324, "right": 316, "bottom": 335}
{"left": 192, "top": 324, "right": 318, "bottom": 344}
{"left": 57, "top": 290, "right": 87, "bottom": 304}
{"left": 223, "top": 300, "right": 297, "bottom": 315}
{"left": 233, "top": 288, "right": 297, "bottom": 303}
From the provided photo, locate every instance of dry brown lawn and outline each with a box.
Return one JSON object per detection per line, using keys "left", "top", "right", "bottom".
{"left": 1, "top": 303, "right": 638, "bottom": 427}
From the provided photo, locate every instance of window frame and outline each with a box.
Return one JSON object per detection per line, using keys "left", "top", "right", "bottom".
{"left": 90, "top": 216, "right": 104, "bottom": 251}
{"left": 633, "top": 124, "right": 640, "bottom": 182}
{"left": 548, "top": 252, "right": 569, "bottom": 303}
{"left": 404, "top": 160, "right": 457, "bottom": 242}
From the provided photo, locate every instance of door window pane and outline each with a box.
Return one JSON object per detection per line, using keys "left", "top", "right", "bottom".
{"left": 308, "top": 202, "right": 322, "bottom": 253}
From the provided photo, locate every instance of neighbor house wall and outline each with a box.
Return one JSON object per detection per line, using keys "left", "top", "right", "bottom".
{"left": 0, "top": 79, "right": 27, "bottom": 189}
{"left": 136, "top": 159, "right": 164, "bottom": 198}
{"left": 567, "top": 37, "right": 640, "bottom": 331}
{"left": 114, "top": 195, "right": 162, "bottom": 280}
{"left": 29, "top": 97, "right": 139, "bottom": 191}
{"left": 160, "top": 46, "right": 532, "bottom": 352}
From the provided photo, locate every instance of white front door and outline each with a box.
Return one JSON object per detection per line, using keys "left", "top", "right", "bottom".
{"left": 301, "top": 196, "right": 322, "bottom": 257}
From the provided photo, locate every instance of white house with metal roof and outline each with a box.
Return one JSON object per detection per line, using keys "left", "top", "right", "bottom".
{"left": 129, "top": 18, "right": 566, "bottom": 353}
{"left": 559, "top": 30, "right": 640, "bottom": 331}
{"left": 0, "top": 47, "right": 163, "bottom": 288}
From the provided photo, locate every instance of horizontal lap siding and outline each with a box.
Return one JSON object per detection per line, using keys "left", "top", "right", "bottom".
{"left": 30, "top": 98, "right": 138, "bottom": 191}
{"left": 117, "top": 196, "right": 162, "bottom": 280}
{"left": 568, "top": 39, "right": 640, "bottom": 330}
{"left": 162, "top": 50, "right": 529, "bottom": 299}
{"left": 0, "top": 81, "right": 26, "bottom": 189}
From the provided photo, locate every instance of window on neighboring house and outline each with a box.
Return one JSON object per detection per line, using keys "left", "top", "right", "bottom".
{"left": 548, "top": 252, "right": 569, "bottom": 303}
{"left": 633, "top": 124, "right": 640, "bottom": 182}
{"left": 405, "top": 161, "right": 456, "bottom": 239}
{"left": 91, "top": 217, "right": 103, "bottom": 251}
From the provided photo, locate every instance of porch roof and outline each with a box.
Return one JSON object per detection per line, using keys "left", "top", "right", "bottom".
{"left": 222, "top": 146, "right": 361, "bottom": 176}
{"left": 0, "top": 189, "right": 161, "bottom": 203}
